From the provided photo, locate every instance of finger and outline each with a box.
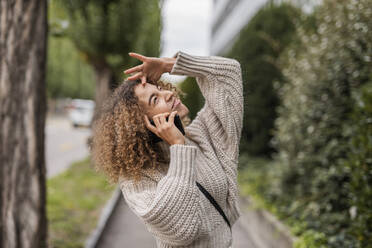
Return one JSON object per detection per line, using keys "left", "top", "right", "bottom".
{"left": 144, "top": 114, "right": 151, "bottom": 126}
{"left": 153, "top": 115, "right": 161, "bottom": 128}
{"left": 124, "top": 64, "right": 144, "bottom": 74}
{"left": 127, "top": 72, "right": 142, "bottom": 81}
{"left": 144, "top": 115, "right": 157, "bottom": 132}
{"left": 153, "top": 112, "right": 169, "bottom": 119}
{"left": 162, "top": 112, "right": 173, "bottom": 124}
{"left": 159, "top": 114, "right": 167, "bottom": 125}
{"left": 141, "top": 75, "right": 146, "bottom": 85}
{"left": 129, "top": 52, "right": 147, "bottom": 62}
{"left": 168, "top": 111, "right": 177, "bottom": 124}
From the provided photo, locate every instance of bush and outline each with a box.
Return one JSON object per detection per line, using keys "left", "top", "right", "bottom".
{"left": 178, "top": 77, "right": 205, "bottom": 121}
{"left": 228, "top": 2, "right": 302, "bottom": 157}
{"left": 272, "top": 0, "right": 372, "bottom": 246}
{"left": 345, "top": 83, "right": 372, "bottom": 247}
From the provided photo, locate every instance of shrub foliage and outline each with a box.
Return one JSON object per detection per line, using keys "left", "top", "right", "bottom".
{"left": 272, "top": 0, "right": 372, "bottom": 246}
{"left": 228, "top": 2, "right": 301, "bottom": 157}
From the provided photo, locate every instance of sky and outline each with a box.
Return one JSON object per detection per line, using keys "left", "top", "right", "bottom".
{"left": 161, "top": 0, "right": 212, "bottom": 57}
{"left": 160, "top": 0, "right": 213, "bottom": 82}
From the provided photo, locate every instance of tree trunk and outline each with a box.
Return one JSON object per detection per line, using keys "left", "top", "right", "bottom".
{"left": 92, "top": 65, "right": 116, "bottom": 122}
{"left": 0, "top": 1, "right": 48, "bottom": 247}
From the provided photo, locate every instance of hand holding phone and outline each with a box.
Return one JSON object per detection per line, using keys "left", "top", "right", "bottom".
{"left": 144, "top": 111, "right": 185, "bottom": 145}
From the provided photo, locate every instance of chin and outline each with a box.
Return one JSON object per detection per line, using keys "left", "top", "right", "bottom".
{"left": 179, "top": 107, "right": 190, "bottom": 118}
{"left": 178, "top": 104, "right": 189, "bottom": 118}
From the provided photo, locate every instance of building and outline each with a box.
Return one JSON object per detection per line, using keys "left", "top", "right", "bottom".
{"left": 211, "top": 0, "right": 321, "bottom": 55}
{"left": 211, "top": 0, "right": 268, "bottom": 55}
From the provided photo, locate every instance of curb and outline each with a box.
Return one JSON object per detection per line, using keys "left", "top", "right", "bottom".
{"left": 85, "top": 186, "right": 121, "bottom": 248}
{"left": 238, "top": 196, "right": 296, "bottom": 248}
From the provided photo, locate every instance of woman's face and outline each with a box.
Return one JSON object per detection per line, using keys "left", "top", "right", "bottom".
{"left": 134, "top": 82, "right": 189, "bottom": 120}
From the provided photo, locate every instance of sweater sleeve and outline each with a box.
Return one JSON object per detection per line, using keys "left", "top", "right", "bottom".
{"left": 170, "top": 51, "right": 244, "bottom": 163}
{"left": 120, "top": 144, "right": 210, "bottom": 246}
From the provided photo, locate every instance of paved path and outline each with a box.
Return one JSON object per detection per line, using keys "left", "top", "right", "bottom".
{"left": 45, "top": 115, "right": 91, "bottom": 178}
{"left": 96, "top": 196, "right": 257, "bottom": 248}
{"left": 95, "top": 196, "right": 156, "bottom": 248}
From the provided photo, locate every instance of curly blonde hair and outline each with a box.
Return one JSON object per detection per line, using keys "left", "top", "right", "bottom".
{"left": 91, "top": 79, "right": 190, "bottom": 184}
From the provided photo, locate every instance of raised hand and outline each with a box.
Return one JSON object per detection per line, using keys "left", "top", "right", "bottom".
{"left": 124, "top": 53, "right": 166, "bottom": 84}
{"left": 124, "top": 52, "right": 176, "bottom": 85}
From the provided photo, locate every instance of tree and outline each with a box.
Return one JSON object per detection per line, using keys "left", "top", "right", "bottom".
{"left": 228, "top": 2, "right": 301, "bottom": 157}
{"left": 46, "top": 0, "right": 95, "bottom": 100}
{"left": 0, "top": 0, "right": 48, "bottom": 247}
{"left": 57, "top": 0, "right": 162, "bottom": 119}
{"left": 46, "top": 36, "right": 96, "bottom": 100}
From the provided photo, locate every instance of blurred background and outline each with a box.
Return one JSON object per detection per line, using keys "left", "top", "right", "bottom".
{"left": 1, "top": 0, "right": 371, "bottom": 247}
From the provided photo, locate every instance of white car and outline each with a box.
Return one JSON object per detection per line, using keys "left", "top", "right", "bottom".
{"left": 68, "top": 99, "right": 95, "bottom": 128}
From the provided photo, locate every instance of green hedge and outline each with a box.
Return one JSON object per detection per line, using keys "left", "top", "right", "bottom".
{"left": 237, "top": 0, "right": 371, "bottom": 247}
{"left": 228, "top": 2, "right": 302, "bottom": 157}
{"left": 345, "top": 83, "right": 372, "bottom": 246}
{"left": 271, "top": 0, "right": 372, "bottom": 246}
{"left": 178, "top": 77, "right": 205, "bottom": 121}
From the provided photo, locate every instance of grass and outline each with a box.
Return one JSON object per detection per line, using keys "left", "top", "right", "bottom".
{"left": 237, "top": 154, "right": 280, "bottom": 213}
{"left": 47, "top": 157, "right": 116, "bottom": 248}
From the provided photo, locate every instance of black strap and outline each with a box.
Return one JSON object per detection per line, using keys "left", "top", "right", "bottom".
{"left": 195, "top": 181, "right": 231, "bottom": 230}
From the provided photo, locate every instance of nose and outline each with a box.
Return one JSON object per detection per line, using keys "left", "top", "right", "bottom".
{"left": 163, "top": 91, "right": 174, "bottom": 105}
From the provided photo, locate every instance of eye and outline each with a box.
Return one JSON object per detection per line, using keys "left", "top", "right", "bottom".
{"left": 154, "top": 85, "right": 162, "bottom": 104}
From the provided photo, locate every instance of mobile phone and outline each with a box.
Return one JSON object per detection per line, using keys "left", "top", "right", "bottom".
{"left": 148, "top": 114, "right": 185, "bottom": 144}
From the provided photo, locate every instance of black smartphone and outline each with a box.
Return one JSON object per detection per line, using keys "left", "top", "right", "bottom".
{"left": 148, "top": 114, "right": 185, "bottom": 144}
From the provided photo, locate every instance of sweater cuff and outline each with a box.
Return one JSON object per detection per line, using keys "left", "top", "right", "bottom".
{"left": 167, "top": 144, "right": 197, "bottom": 184}
{"left": 170, "top": 51, "right": 216, "bottom": 78}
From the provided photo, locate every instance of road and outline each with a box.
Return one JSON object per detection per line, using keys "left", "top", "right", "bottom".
{"left": 45, "top": 115, "right": 91, "bottom": 178}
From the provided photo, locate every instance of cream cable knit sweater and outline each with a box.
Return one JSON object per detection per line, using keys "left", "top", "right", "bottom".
{"left": 119, "top": 51, "right": 244, "bottom": 248}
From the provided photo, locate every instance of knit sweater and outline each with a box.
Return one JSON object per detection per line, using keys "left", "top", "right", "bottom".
{"left": 119, "top": 51, "right": 244, "bottom": 248}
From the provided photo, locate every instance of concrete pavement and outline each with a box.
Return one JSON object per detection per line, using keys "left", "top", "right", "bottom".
{"left": 95, "top": 196, "right": 157, "bottom": 248}
{"left": 95, "top": 196, "right": 257, "bottom": 248}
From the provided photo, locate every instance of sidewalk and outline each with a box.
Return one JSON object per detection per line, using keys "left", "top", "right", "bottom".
{"left": 94, "top": 195, "right": 258, "bottom": 248}
{"left": 95, "top": 196, "right": 156, "bottom": 247}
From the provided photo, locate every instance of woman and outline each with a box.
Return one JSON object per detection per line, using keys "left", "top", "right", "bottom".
{"left": 91, "top": 51, "right": 244, "bottom": 248}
